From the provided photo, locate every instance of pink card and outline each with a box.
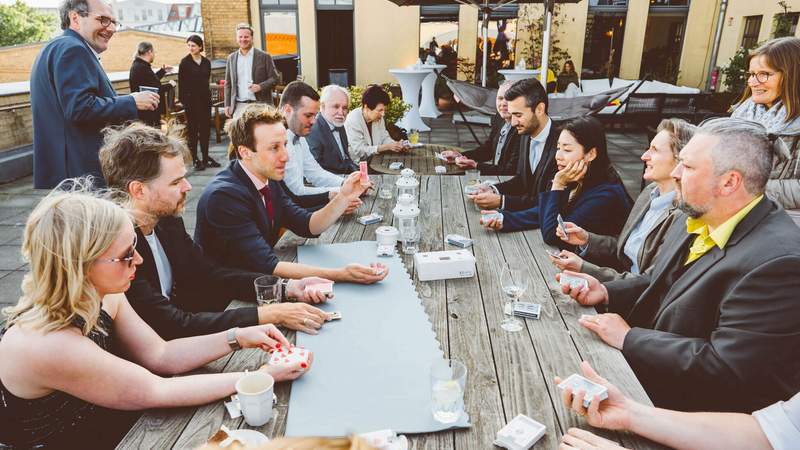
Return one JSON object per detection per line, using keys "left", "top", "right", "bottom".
{"left": 268, "top": 346, "right": 311, "bottom": 366}
{"left": 359, "top": 161, "right": 369, "bottom": 186}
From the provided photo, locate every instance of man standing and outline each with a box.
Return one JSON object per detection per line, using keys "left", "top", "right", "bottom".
{"left": 196, "top": 104, "right": 388, "bottom": 283}
{"left": 469, "top": 78, "right": 558, "bottom": 211}
{"left": 100, "top": 122, "right": 333, "bottom": 339}
{"left": 224, "top": 23, "right": 279, "bottom": 118}
{"left": 560, "top": 118, "right": 800, "bottom": 413}
{"left": 307, "top": 84, "right": 359, "bottom": 175}
{"left": 31, "top": 0, "right": 159, "bottom": 188}
{"left": 129, "top": 41, "right": 173, "bottom": 128}
{"left": 442, "top": 80, "right": 519, "bottom": 175}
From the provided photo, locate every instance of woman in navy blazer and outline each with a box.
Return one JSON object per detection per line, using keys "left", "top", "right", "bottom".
{"left": 482, "top": 116, "right": 632, "bottom": 248}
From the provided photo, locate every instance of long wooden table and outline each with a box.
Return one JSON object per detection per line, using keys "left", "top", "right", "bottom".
{"left": 369, "top": 144, "right": 466, "bottom": 175}
{"left": 117, "top": 175, "right": 662, "bottom": 449}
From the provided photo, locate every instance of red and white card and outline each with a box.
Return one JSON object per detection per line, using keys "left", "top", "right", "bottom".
{"left": 268, "top": 346, "right": 312, "bottom": 367}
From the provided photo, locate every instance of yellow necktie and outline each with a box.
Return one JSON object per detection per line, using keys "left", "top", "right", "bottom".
{"left": 685, "top": 232, "right": 715, "bottom": 265}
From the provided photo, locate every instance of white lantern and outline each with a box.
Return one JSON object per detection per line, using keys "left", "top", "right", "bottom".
{"left": 393, "top": 194, "right": 421, "bottom": 254}
{"left": 395, "top": 168, "right": 419, "bottom": 199}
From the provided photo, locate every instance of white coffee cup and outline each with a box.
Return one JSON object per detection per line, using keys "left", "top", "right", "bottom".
{"left": 235, "top": 371, "right": 275, "bottom": 427}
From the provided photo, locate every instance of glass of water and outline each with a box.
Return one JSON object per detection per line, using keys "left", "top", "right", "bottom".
{"left": 378, "top": 182, "right": 393, "bottom": 200}
{"left": 430, "top": 359, "right": 467, "bottom": 424}
{"left": 254, "top": 275, "right": 281, "bottom": 305}
{"left": 464, "top": 169, "right": 480, "bottom": 187}
{"left": 500, "top": 263, "right": 528, "bottom": 332}
{"left": 401, "top": 227, "right": 420, "bottom": 254}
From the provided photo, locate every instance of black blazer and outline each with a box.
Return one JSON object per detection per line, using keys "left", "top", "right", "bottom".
{"left": 126, "top": 216, "right": 261, "bottom": 340}
{"left": 128, "top": 57, "right": 166, "bottom": 127}
{"left": 195, "top": 160, "right": 318, "bottom": 274}
{"left": 494, "top": 121, "right": 559, "bottom": 211}
{"left": 460, "top": 113, "right": 520, "bottom": 175}
{"left": 605, "top": 197, "right": 800, "bottom": 413}
{"left": 178, "top": 54, "right": 211, "bottom": 110}
{"left": 307, "top": 113, "right": 358, "bottom": 174}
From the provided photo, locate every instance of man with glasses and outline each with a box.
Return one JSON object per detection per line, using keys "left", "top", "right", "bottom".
{"left": 30, "top": 0, "right": 160, "bottom": 189}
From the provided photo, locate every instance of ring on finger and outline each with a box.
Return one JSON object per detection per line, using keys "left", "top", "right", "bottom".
{"left": 303, "top": 318, "right": 311, "bottom": 327}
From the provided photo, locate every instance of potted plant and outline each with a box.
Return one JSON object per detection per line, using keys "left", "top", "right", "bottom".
{"left": 348, "top": 84, "right": 411, "bottom": 141}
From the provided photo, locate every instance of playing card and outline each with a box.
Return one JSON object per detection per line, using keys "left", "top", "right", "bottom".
{"left": 305, "top": 281, "right": 333, "bottom": 297}
{"left": 268, "top": 346, "right": 312, "bottom": 367}
{"left": 389, "top": 162, "right": 404, "bottom": 170}
{"left": 434, "top": 165, "right": 447, "bottom": 174}
{"left": 546, "top": 249, "right": 563, "bottom": 258}
{"left": 464, "top": 184, "right": 480, "bottom": 195}
{"left": 327, "top": 311, "right": 342, "bottom": 321}
{"left": 377, "top": 244, "right": 395, "bottom": 256}
{"left": 445, "top": 234, "right": 473, "bottom": 248}
{"left": 359, "top": 161, "right": 369, "bottom": 186}
{"left": 139, "top": 86, "right": 160, "bottom": 93}
{"left": 357, "top": 213, "right": 383, "bottom": 225}
{"left": 434, "top": 152, "right": 448, "bottom": 161}
{"left": 494, "top": 414, "right": 546, "bottom": 450}
{"left": 559, "top": 273, "right": 588, "bottom": 291}
{"left": 481, "top": 212, "right": 504, "bottom": 224}
{"left": 513, "top": 302, "right": 541, "bottom": 319}
{"left": 374, "top": 266, "right": 386, "bottom": 276}
{"left": 557, "top": 214, "right": 569, "bottom": 235}
{"left": 557, "top": 373, "right": 608, "bottom": 408}
{"left": 580, "top": 314, "right": 596, "bottom": 322}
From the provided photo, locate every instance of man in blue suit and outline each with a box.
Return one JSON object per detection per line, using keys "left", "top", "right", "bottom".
{"left": 195, "top": 104, "right": 389, "bottom": 284}
{"left": 30, "top": 0, "right": 159, "bottom": 189}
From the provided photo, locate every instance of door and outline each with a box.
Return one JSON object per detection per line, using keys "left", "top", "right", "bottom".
{"left": 316, "top": 10, "right": 355, "bottom": 87}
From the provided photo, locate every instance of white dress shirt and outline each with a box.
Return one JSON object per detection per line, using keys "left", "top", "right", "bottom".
{"left": 284, "top": 129, "right": 344, "bottom": 196}
{"left": 144, "top": 231, "right": 172, "bottom": 298}
{"left": 236, "top": 49, "right": 256, "bottom": 102}
{"left": 753, "top": 392, "right": 800, "bottom": 450}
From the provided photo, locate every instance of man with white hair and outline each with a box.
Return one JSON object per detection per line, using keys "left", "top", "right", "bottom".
{"left": 441, "top": 80, "right": 520, "bottom": 175}
{"left": 307, "top": 84, "right": 359, "bottom": 174}
{"left": 559, "top": 117, "right": 800, "bottom": 414}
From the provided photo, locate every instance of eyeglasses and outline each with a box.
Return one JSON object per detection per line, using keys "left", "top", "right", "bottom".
{"left": 84, "top": 12, "right": 121, "bottom": 29}
{"left": 96, "top": 235, "right": 137, "bottom": 268}
{"left": 746, "top": 71, "right": 778, "bottom": 84}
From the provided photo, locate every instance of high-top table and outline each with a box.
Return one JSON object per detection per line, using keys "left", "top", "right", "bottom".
{"left": 117, "top": 175, "right": 661, "bottom": 450}
{"left": 498, "top": 68, "right": 540, "bottom": 82}
{"left": 418, "top": 64, "right": 447, "bottom": 119}
{"left": 389, "top": 68, "right": 432, "bottom": 132}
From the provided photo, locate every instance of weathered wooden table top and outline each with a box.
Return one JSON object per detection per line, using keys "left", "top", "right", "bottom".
{"left": 117, "top": 175, "right": 662, "bottom": 450}
{"left": 369, "top": 144, "right": 466, "bottom": 175}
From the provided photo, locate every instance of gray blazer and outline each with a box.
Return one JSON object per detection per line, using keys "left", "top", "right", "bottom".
{"left": 223, "top": 48, "right": 279, "bottom": 109}
{"left": 605, "top": 196, "right": 800, "bottom": 413}
{"left": 581, "top": 183, "right": 680, "bottom": 281}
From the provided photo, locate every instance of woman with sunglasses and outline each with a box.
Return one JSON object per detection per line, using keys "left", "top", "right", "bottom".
{"left": 731, "top": 37, "right": 800, "bottom": 220}
{"left": 0, "top": 180, "right": 310, "bottom": 449}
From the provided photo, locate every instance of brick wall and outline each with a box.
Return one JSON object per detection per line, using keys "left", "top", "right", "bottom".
{"left": 201, "top": 0, "right": 251, "bottom": 60}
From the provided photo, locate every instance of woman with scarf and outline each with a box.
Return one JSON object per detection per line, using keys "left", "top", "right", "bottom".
{"left": 730, "top": 37, "right": 800, "bottom": 220}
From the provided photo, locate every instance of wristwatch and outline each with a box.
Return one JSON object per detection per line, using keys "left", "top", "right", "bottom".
{"left": 279, "top": 278, "right": 291, "bottom": 302}
{"left": 226, "top": 327, "right": 241, "bottom": 351}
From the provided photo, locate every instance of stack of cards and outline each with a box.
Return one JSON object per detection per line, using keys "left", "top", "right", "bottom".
{"left": 557, "top": 214, "right": 570, "bottom": 235}
{"left": 494, "top": 414, "right": 546, "bottom": 450}
{"left": 268, "top": 345, "right": 312, "bottom": 367}
{"left": 557, "top": 374, "right": 609, "bottom": 408}
{"left": 305, "top": 281, "right": 333, "bottom": 298}
{"left": 434, "top": 152, "right": 448, "bottom": 161}
{"left": 359, "top": 161, "right": 369, "bottom": 186}
{"left": 327, "top": 311, "right": 342, "bottom": 321}
{"left": 558, "top": 273, "right": 589, "bottom": 291}
{"left": 389, "top": 162, "right": 404, "bottom": 170}
{"left": 434, "top": 165, "right": 447, "bottom": 174}
{"left": 357, "top": 213, "right": 383, "bottom": 225}
{"left": 377, "top": 244, "right": 395, "bottom": 257}
{"left": 481, "top": 212, "right": 504, "bottom": 224}
{"left": 445, "top": 234, "right": 473, "bottom": 248}
{"left": 513, "top": 302, "right": 541, "bottom": 320}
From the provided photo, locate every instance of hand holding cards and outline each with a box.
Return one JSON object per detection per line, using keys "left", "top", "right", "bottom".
{"left": 481, "top": 211, "right": 503, "bottom": 224}
{"left": 559, "top": 273, "right": 588, "bottom": 291}
{"left": 268, "top": 345, "right": 312, "bottom": 368}
{"left": 557, "top": 373, "right": 608, "bottom": 408}
{"left": 305, "top": 281, "right": 334, "bottom": 298}
{"left": 557, "top": 214, "right": 570, "bottom": 236}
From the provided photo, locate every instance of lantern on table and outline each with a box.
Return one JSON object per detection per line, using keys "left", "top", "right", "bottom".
{"left": 393, "top": 194, "right": 420, "bottom": 254}
{"left": 395, "top": 168, "right": 419, "bottom": 199}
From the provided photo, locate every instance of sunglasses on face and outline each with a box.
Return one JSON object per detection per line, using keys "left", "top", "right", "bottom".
{"left": 96, "top": 235, "right": 137, "bottom": 268}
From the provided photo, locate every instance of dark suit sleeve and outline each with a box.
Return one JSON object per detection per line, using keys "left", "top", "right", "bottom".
{"left": 604, "top": 273, "right": 652, "bottom": 316}
{"left": 155, "top": 67, "right": 166, "bottom": 80}
{"left": 276, "top": 183, "right": 317, "bottom": 237}
{"left": 127, "top": 279, "right": 259, "bottom": 340}
{"left": 224, "top": 55, "right": 233, "bottom": 109}
{"left": 622, "top": 255, "right": 800, "bottom": 410}
{"left": 461, "top": 118, "right": 498, "bottom": 163}
{"left": 258, "top": 53, "right": 280, "bottom": 93}
{"left": 178, "top": 59, "right": 188, "bottom": 105}
{"left": 55, "top": 44, "right": 137, "bottom": 123}
{"left": 539, "top": 186, "right": 630, "bottom": 249}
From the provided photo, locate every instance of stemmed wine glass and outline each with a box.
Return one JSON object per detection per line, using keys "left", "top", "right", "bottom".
{"left": 500, "top": 263, "right": 528, "bottom": 332}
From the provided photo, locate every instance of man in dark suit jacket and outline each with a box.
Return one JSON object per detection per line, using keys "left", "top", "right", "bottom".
{"left": 30, "top": 0, "right": 159, "bottom": 189}
{"left": 129, "top": 41, "right": 173, "bottom": 127}
{"left": 307, "top": 85, "right": 359, "bottom": 174}
{"left": 443, "top": 81, "right": 519, "bottom": 176}
{"left": 100, "top": 122, "right": 333, "bottom": 339}
{"left": 224, "top": 23, "right": 279, "bottom": 118}
{"left": 468, "top": 78, "right": 558, "bottom": 211}
{"left": 560, "top": 118, "right": 800, "bottom": 413}
{"left": 196, "top": 104, "right": 389, "bottom": 284}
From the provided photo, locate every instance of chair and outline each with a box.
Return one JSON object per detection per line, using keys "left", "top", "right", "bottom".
{"left": 623, "top": 93, "right": 665, "bottom": 141}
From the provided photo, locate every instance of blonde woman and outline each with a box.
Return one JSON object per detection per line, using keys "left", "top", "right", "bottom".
{"left": 0, "top": 181, "right": 310, "bottom": 449}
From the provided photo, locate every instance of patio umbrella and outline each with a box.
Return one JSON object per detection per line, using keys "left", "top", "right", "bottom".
{"left": 388, "top": 0, "right": 580, "bottom": 87}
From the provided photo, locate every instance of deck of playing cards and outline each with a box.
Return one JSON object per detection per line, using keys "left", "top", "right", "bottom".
{"left": 558, "top": 273, "right": 589, "bottom": 291}
{"left": 481, "top": 212, "right": 503, "bottom": 224}
{"left": 557, "top": 214, "right": 570, "bottom": 235}
{"left": 513, "top": 302, "right": 541, "bottom": 320}
{"left": 377, "top": 244, "right": 395, "bottom": 256}
{"left": 464, "top": 184, "right": 481, "bottom": 195}
{"left": 268, "top": 346, "right": 312, "bottom": 367}
{"left": 445, "top": 234, "right": 473, "bottom": 248}
{"left": 359, "top": 161, "right": 369, "bottom": 186}
{"left": 305, "top": 281, "right": 333, "bottom": 298}
{"left": 358, "top": 213, "right": 383, "bottom": 225}
{"left": 434, "top": 165, "right": 446, "bottom": 174}
{"left": 389, "top": 162, "right": 404, "bottom": 170}
{"left": 557, "top": 373, "right": 609, "bottom": 408}
{"left": 494, "top": 414, "right": 546, "bottom": 450}
{"left": 327, "top": 311, "right": 342, "bottom": 321}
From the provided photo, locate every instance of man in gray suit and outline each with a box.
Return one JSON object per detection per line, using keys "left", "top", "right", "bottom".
{"left": 307, "top": 84, "right": 358, "bottom": 174}
{"left": 560, "top": 118, "right": 800, "bottom": 414}
{"left": 224, "top": 23, "right": 279, "bottom": 118}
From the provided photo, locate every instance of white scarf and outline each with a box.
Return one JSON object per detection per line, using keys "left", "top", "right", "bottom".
{"left": 731, "top": 98, "right": 800, "bottom": 161}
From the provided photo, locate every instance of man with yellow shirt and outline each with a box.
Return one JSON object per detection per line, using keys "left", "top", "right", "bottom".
{"left": 558, "top": 118, "right": 800, "bottom": 414}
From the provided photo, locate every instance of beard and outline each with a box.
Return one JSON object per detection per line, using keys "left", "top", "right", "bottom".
{"left": 677, "top": 200, "right": 707, "bottom": 219}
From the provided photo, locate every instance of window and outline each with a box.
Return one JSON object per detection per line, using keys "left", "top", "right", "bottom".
{"left": 317, "top": 0, "right": 352, "bottom": 8}
{"left": 147, "top": 9, "right": 152, "bottom": 17}
{"left": 741, "top": 15, "right": 762, "bottom": 49}
{"left": 263, "top": 0, "right": 296, "bottom": 5}
{"left": 773, "top": 12, "right": 799, "bottom": 37}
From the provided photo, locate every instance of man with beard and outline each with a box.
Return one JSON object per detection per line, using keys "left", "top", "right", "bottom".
{"left": 99, "top": 123, "right": 333, "bottom": 339}
{"left": 558, "top": 118, "right": 800, "bottom": 414}
{"left": 307, "top": 84, "right": 359, "bottom": 175}
{"left": 468, "top": 78, "right": 559, "bottom": 211}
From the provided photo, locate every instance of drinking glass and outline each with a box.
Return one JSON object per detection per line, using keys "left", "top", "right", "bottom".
{"left": 401, "top": 227, "right": 420, "bottom": 254}
{"left": 500, "top": 264, "right": 528, "bottom": 332}
{"left": 409, "top": 129, "right": 420, "bottom": 145}
{"left": 465, "top": 169, "right": 480, "bottom": 186}
{"left": 430, "top": 359, "right": 467, "bottom": 424}
{"left": 254, "top": 275, "right": 281, "bottom": 305}
{"left": 378, "top": 182, "right": 393, "bottom": 199}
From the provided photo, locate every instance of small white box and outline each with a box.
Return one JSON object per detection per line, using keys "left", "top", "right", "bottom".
{"left": 413, "top": 250, "right": 476, "bottom": 281}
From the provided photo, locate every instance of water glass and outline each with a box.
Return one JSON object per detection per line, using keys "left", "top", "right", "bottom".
{"left": 254, "top": 275, "right": 281, "bottom": 305}
{"left": 401, "top": 228, "right": 420, "bottom": 254}
{"left": 430, "top": 359, "right": 467, "bottom": 424}
{"left": 409, "top": 129, "right": 420, "bottom": 145}
{"left": 500, "top": 264, "right": 528, "bottom": 332}
{"left": 378, "top": 182, "right": 393, "bottom": 199}
{"left": 465, "top": 169, "right": 480, "bottom": 186}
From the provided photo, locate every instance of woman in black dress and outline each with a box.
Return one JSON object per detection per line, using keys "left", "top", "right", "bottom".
{"left": 178, "top": 35, "right": 220, "bottom": 170}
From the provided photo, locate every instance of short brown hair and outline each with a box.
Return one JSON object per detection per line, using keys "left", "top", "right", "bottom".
{"left": 99, "top": 122, "right": 189, "bottom": 191}
{"left": 236, "top": 23, "right": 254, "bottom": 36}
{"left": 226, "top": 104, "right": 286, "bottom": 159}
{"left": 738, "top": 37, "right": 800, "bottom": 122}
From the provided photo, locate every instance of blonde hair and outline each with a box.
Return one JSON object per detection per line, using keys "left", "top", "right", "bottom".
{"left": 2, "top": 178, "right": 132, "bottom": 335}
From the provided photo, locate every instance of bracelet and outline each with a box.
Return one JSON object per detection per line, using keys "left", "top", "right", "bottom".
{"left": 279, "top": 278, "right": 290, "bottom": 302}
